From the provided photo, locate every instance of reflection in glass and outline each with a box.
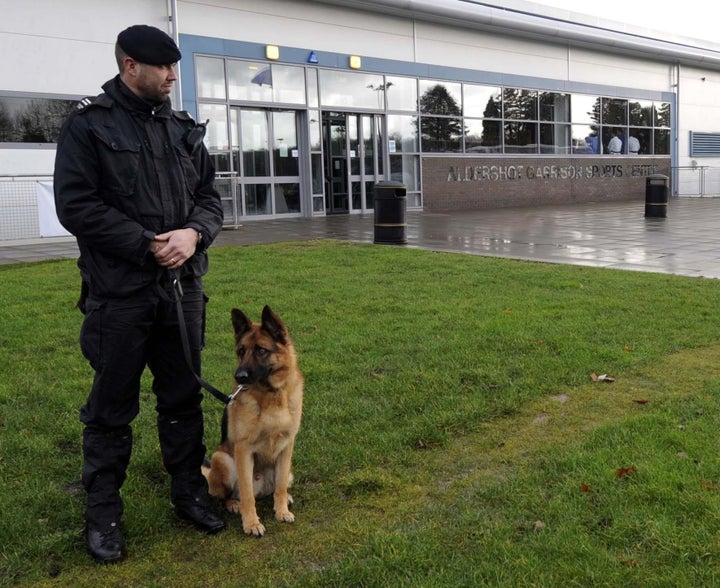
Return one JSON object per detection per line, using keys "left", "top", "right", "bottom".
{"left": 245, "top": 183, "right": 271, "bottom": 215}
{"left": 385, "top": 76, "right": 417, "bottom": 112}
{"left": 463, "top": 84, "right": 501, "bottom": 118}
{"left": 655, "top": 102, "right": 671, "bottom": 127}
{"left": 275, "top": 183, "right": 300, "bottom": 213}
{"left": 351, "top": 181, "right": 361, "bottom": 210}
{"left": 540, "top": 123, "right": 570, "bottom": 154}
{"left": 0, "top": 96, "right": 76, "bottom": 143}
{"left": 311, "top": 153, "right": 323, "bottom": 194}
{"left": 363, "top": 116, "right": 374, "bottom": 177}
{"left": 386, "top": 115, "right": 418, "bottom": 152}
{"left": 571, "top": 95, "right": 600, "bottom": 124}
{"left": 273, "top": 111, "right": 298, "bottom": 176}
{"left": 540, "top": 92, "right": 570, "bottom": 122}
{"left": 464, "top": 119, "right": 501, "bottom": 153}
{"left": 629, "top": 100, "right": 653, "bottom": 127}
{"left": 390, "top": 154, "right": 420, "bottom": 191}
{"left": 307, "top": 68, "right": 319, "bottom": 108}
{"left": 602, "top": 98, "right": 627, "bottom": 125}
{"left": 628, "top": 127, "right": 648, "bottom": 154}
{"left": 419, "top": 80, "right": 462, "bottom": 115}
{"left": 503, "top": 88, "right": 538, "bottom": 120}
{"left": 319, "top": 70, "right": 385, "bottom": 109}
{"left": 421, "top": 116, "right": 463, "bottom": 152}
{"left": 210, "top": 153, "right": 231, "bottom": 172}
{"left": 348, "top": 115, "right": 360, "bottom": 175}
{"left": 571, "top": 124, "right": 600, "bottom": 154}
{"left": 198, "top": 103, "right": 229, "bottom": 150}
{"left": 309, "top": 110, "right": 321, "bottom": 151}
{"left": 601, "top": 126, "right": 629, "bottom": 154}
{"left": 196, "top": 56, "right": 226, "bottom": 99}
{"left": 655, "top": 129, "right": 670, "bottom": 154}
{"left": 228, "top": 60, "right": 272, "bottom": 102}
{"left": 375, "top": 116, "right": 384, "bottom": 176}
{"left": 504, "top": 121, "right": 538, "bottom": 153}
{"left": 272, "top": 65, "right": 306, "bottom": 104}
{"left": 240, "top": 110, "right": 269, "bottom": 177}
{"left": 365, "top": 180, "right": 375, "bottom": 209}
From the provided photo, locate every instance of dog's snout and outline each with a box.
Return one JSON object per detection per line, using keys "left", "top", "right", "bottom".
{"left": 234, "top": 368, "right": 250, "bottom": 384}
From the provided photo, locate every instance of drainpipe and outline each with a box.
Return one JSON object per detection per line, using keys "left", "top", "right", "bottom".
{"left": 168, "top": 0, "right": 183, "bottom": 109}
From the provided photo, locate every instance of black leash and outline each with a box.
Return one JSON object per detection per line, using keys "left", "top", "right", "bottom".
{"left": 169, "top": 270, "right": 241, "bottom": 406}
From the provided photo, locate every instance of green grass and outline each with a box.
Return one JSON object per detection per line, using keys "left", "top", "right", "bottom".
{"left": 3, "top": 239, "right": 720, "bottom": 586}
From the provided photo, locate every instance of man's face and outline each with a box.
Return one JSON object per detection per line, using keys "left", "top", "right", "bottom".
{"left": 126, "top": 59, "right": 177, "bottom": 102}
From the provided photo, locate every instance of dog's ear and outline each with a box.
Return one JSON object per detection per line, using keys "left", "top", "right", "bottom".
{"left": 261, "top": 305, "right": 288, "bottom": 345}
{"left": 231, "top": 308, "right": 252, "bottom": 341}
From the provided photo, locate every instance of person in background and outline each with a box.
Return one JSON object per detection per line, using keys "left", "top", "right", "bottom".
{"left": 628, "top": 133, "right": 641, "bottom": 154}
{"left": 617, "top": 128, "right": 627, "bottom": 154}
{"left": 607, "top": 129, "right": 622, "bottom": 154}
{"left": 53, "top": 24, "right": 225, "bottom": 563}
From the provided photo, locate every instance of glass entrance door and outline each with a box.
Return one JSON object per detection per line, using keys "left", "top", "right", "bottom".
{"left": 230, "top": 107, "right": 301, "bottom": 219}
{"left": 322, "top": 112, "right": 384, "bottom": 214}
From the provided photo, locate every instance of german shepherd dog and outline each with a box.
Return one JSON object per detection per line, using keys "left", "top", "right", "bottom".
{"left": 202, "top": 306, "right": 303, "bottom": 537}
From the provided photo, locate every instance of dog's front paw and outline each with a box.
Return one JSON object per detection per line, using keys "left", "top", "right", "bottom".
{"left": 225, "top": 499, "right": 241, "bottom": 515}
{"left": 243, "top": 518, "right": 266, "bottom": 537}
{"left": 275, "top": 509, "right": 295, "bottom": 524}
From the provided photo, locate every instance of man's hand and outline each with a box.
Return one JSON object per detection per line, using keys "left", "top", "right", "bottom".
{"left": 151, "top": 228, "right": 200, "bottom": 268}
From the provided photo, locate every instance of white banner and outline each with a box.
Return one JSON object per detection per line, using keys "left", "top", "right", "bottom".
{"left": 37, "top": 181, "right": 71, "bottom": 237}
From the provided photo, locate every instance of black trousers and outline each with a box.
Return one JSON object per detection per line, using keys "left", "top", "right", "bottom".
{"left": 79, "top": 277, "right": 208, "bottom": 522}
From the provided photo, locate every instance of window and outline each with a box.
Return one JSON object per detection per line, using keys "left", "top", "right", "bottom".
{"left": 463, "top": 84, "right": 501, "bottom": 118}
{"left": 503, "top": 88, "right": 537, "bottom": 120}
{"left": 602, "top": 98, "right": 628, "bottom": 126}
{"left": 386, "top": 76, "right": 418, "bottom": 112}
{"left": 319, "top": 70, "right": 385, "bottom": 109}
{"left": 196, "top": 56, "right": 226, "bottom": 99}
{"left": 0, "top": 95, "right": 76, "bottom": 143}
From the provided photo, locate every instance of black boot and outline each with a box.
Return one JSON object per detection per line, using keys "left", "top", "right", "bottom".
{"left": 171, "top": 471, "right": 225, "bottom": 534}
{"left": 82, "top": 425, "right": 131, "bottom": 562}
{"left": 158, "top": 414, "right": 225, "bottom": 534}
{"left": 86, "top": 520, "right": 125, "bottom": 563}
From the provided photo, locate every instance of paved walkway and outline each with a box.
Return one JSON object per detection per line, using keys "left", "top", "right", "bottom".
{"left": 3, "top": 198, "right": 720, "bottom": 279}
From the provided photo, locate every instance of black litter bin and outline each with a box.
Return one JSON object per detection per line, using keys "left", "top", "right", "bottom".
{"left": 373, "top": 181, "right": 407, "bottom": 244}
{"left": 645, "top": 174, "right": 669, "bottom": 218}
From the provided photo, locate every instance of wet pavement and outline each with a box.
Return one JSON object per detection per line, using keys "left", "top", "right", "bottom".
{"left": 3, "top": 198, "right": 720, "bottom": 279}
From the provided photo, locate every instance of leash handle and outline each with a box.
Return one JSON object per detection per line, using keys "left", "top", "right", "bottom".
{"left": 170, "top": 270, "right": 231, "bottom": 405}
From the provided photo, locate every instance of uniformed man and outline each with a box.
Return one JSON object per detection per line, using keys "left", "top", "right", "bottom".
{"left": 54, "top": 24, "right": 225, "bottom": 563}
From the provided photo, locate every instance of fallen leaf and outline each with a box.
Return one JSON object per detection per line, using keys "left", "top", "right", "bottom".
{"left": 616, "top": 465, "right": 637, "bottom": 479}
{"left": 634, "top": 399, "right": 649, "bottom": 404}
{"left": 580, "top": 482, "right": 592, "bottom": 492}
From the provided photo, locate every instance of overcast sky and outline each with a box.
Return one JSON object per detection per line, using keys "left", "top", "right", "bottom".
{"left": 529, "top": 0, "right": 716, "bottom": 43}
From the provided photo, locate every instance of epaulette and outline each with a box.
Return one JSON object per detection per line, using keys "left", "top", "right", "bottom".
{"left": 75, "top": 93, "right": 113, "bottom": 112}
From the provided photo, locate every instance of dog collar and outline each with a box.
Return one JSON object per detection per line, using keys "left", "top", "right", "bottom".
{"left": 227, "top": 384, "right": 248, "bottom": 404}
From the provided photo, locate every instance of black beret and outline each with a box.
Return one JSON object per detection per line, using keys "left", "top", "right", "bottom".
{"left": 117, "top": 25, "right": 181, "bottom": 65}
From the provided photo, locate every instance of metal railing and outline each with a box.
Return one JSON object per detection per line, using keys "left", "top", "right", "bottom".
{"left": 0, "top": 175, "right": 56, "bottom": 241}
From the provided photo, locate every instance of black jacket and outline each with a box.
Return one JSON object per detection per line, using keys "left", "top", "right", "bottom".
{"left": 54, "top": 76, "right": 223, "bottom": 297}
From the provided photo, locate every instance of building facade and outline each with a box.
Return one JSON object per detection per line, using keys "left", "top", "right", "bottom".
{"left": 2, "top": 0, "right": 720, "bottom": 238}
